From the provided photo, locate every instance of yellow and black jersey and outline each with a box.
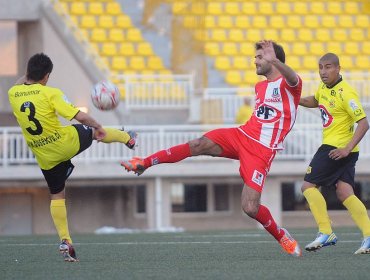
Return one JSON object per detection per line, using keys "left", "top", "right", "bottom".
{"left": 314, "top": 77, "right": 366, "bottom": 152}
{"left": 8, "top": 83, "right": 80, "bottom": 169}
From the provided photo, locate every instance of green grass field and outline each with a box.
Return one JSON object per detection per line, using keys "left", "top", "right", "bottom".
{"left": 0, "top": 227, "right": 368, "bottom": 280}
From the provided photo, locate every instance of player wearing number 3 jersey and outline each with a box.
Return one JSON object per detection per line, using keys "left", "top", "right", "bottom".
{"left": 8, "top": 53, "right": 137, "bottom": 262}
{"left": 122, "top": 41, "right": 303, "bottom": 257}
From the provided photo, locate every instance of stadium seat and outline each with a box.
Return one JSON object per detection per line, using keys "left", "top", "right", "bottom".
{"left": 309, "top": 42, "right": 326, "bottom": 55}
{"left": 327, "top": 2, "right": 343, "bottom": 14}
{"left": 222, "top": 42, "right": 238, "bottom": 55}
{"left": 343, "top": 1, "right": 360, "bottom": 14}
{"left": 240, "top": 42, "right": 256, "bottom": 56}
{"left": 332, "top": 29, "right": 348, "bottom": 41}
{"left": 241, "top": 2, "right": 257, "bottom": 15}
{"left": 91, "top": 28, "right": 107, "bottom": 42}
{"left": 243, "top": 70, "right": 260, "bottom": 85}
{"left": 225, "top": 70, "right": 242, "bottom": 85}
{"left": 343, "top": 42, "right": 359, "bottom": 55}
{"left": 218, "top": 16, "right": 234, "bottom": 29}
{"left": 205, "top": 42, "right": 220, "bottom": 56}
{"left": 292, "top": 2, "right": 308, "bottom": 15}
{"left": 111, "top": 56, "right": 128, "bottom": 71}
{"left": 119, "top": 42, "right": 135, "bottom": 56}
{"left": 215, "top": 56, "right": 231, "bottom": 70}
{"left": 276, "top": 2, "right": 292, "bottom": 15}
{"left": 172, "top": 2, "right": 188, "bottom": 14}
{"left": 338, "top": 16, "right": 354, "bottom": 28}
{"left": 191, "top": 2, "right": 206, "bottom": 15}
{"left": 233, "top": 56, "right": 249, "bottom": 70}
{"left": 303, "top": 56, "right": 318, "bottom": 70}
{"left": 229, "top": 29, "right": 245, "bottom": 42}
{"left": 70, "top": 2, "right": 86, "bottom": 15}
{"left": 80, "top": 15, "right": 97, "bottom": 29}
{"left": 147, "top": 56, "right": 164, "bottom": 70}
{"left": 309, "top": 2, "right": 326, "bottom": 15}
{"left": 224, "top": 2, "right": 240, "bottom": 15}
{"left": 321, "top": 16, "right": 337, "bottom": 28}
{"left": 263, "top": 29, "right": 279, "bottom": 41}
{"left": 212, "top": 29, "right": 227, "bottom": 41}
{"left": 116, "top": 15, "right": 132, "bottom": 28}
{"left": 183, "top": 16, "right": 198, "bottom": 29}
{"left": 108, "top": 28, "right": 125, "bottom": 42}
{"left": 281, "top": 29, "right": 297, "bottom": 42}
{"left": 98, "top": 15, "right": 114, "bottom": 28}
{"left": 304, "top": 15, "right": 320, "bottom": 28}
{"left": 88, "top": 2, "right": 104, "bottom": 15}
{"left": 126, "top": 29, "right": 143, "bottom": 42}
{"left": 355, "top": 15, "right": 369, "bottom": 28}
{"left": 340, "top": 56, "right": 353, "bottom": 69}
{"left": 106, "top": 2, "right": 122, "bottom": 15}
{"left": 137, "top": 42, "right": 153, "bottom": 56}
{"left": 315, "top": 29, "right": 331, "bottom": 42}
{"left": 246, "top": 29, "right": 262, "bottom": 42}
{"left": 253, "top": 16, "right": 268, "bottom": 28}
{"left": 292, "top": 43, "right": 307, "bottom": 56}
{"left": 235, "top": 16, "right": 250, "bottom": 29}
{"left": 326, "top": 42, "right": 342, "bottom": 54}
{"left": 287, "top": 16, "right": 302, "bottom": 28}
{"left": 355, "top": 56, "right": 369, "bottom": 70}
{"left": 350, "top": 29, "right": 365, "bottom": 41}
{"left": 258, "top": 2, "right": 274, "bottom": 15}
{"left": 269, "top": 16, "right": 285, "bottom": 29}
{"left": 362, "top": 42, "right": 370, "bottom": 55}
{"left": 288, "top": 56, "right": 301, "bottom": 70}
{"left": 204, "top": 16, "right": 216, "bottom": 28}
{"left": 129, "top": 56, "right": 146, "bottom": 70}
{"left": 101, "top": 43, "right": 117, "bottom": 56}
{"left": 207, "top": 2, "right": 223, "bottom": 15}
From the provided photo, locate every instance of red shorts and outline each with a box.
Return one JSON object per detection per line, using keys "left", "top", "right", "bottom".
{"left": 204, "top": 128, "right": 276, "bottom": 192}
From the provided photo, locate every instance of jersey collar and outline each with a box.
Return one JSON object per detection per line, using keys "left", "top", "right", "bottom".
{"left": 325, "top": 76, "right": 342, "bottom": 89}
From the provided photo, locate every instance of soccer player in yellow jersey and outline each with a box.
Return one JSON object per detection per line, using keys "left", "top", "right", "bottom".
{"left": 299, "top": 53, "right": 370, "bottom": 254}
{"left": 8, "top": 53, "right": 137, "bottom": 262}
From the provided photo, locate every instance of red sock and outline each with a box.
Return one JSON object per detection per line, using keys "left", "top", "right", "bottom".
{"left": 255, "top": 205, "right": 284, "bottom": 241}
{"left": 144, "top": 143, "right": 191, "bottom": 168}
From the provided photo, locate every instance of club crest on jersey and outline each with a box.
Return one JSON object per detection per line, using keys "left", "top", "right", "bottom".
{"left": 255, "top": 103, "right": 281, "bottom": 123}
{"left": 319, "top": 105, "right": 333, "bottom": 128}
{"left": 252, "top": 170, "right": 264, "bottom": 186}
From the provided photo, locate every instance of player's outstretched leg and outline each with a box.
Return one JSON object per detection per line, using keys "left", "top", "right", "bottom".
{"left": 59, "top": 239, "right": 78, "bottom": 262}
{"left": 121, "top": 157, "right": 146, "bottom": 176}
{"left": 305, "top": 232, "right": 337, "bottom": 252}
{"left": 279, "top": 228, "right": 302, "bottom": 257}
{"left": 354, "top": 237, "right": 370, "bottom": 254}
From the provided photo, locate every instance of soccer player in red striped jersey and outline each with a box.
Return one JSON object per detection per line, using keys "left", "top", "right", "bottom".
{"left": 122, "top": 40, "right": 303, "bottom": 256}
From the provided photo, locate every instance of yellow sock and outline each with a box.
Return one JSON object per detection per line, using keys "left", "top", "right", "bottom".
{"left": 50, "top": 199, "right": 72, "bottom": 243}
{"left": 303, "top": 188, "right": 332, "bottom": 234}
{"left": 101, "top": 128, "right": 130, "bottom": 144}
{"left": 343, "top": 195, "right": 370, "bottom": 237}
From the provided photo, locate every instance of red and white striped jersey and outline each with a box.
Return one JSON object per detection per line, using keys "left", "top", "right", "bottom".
{"left": 239, "top": 76, "right": 302, "bottom": 150}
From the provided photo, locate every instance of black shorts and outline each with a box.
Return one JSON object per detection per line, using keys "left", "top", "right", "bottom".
{"left": 41, "top": 124, "right": 93, "bottom": 194}
{"left": 304, "top": 144, "right": 359, "bottom": 188}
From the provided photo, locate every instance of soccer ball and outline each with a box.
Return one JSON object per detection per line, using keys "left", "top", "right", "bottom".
{"left": 91, "top": 81, "right": 120, "bottom": 111}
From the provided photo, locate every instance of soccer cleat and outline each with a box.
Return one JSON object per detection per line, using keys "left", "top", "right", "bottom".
{"left": 124, "top": 130, "right": 138, "bottom": 150}
{"left": 354, "top": 237, "right": 370, "bottom": 255}
{"left": 305, "top": 232, "right": 337, "bottom": 252}
{"left": 279, "top": 228, "right": 302, "bottom": 257}
{"left": 121, "top": 157, "right": 146, "bottom": 176}
{"left": 59, "top": 239, "right": 78, "bottom": 262}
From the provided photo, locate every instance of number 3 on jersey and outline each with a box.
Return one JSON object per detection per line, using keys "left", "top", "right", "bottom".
{"left": 20, "top": 101, "right": 43, "bottom": 135}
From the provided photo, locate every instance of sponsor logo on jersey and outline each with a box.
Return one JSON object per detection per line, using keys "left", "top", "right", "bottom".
{"left": 306, "top": 166, "right": 312, "bottom": 174}
{"left": 329, "top": 100, "right": 335, "bottom": 108}
{"left": 319, "top": 105, "right": 333, "bottom": 128}
{"left": 252, "top": 170, "right": 264, "bottom": 186}
{"left": 152, "top": 158, "right": 159, "bottom": 165}
{"left": 255, "top": 103, "right": 281, "bottom": 123}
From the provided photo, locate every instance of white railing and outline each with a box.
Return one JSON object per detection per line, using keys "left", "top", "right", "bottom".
{"left": 112, "top": 74, "right": 194, "bottom": 110}
{"left": 2, "top": 125, "right": 370, "bottom": 167}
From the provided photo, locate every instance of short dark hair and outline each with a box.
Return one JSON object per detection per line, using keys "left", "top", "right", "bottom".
{"left": 255, "top": 41, "right": 285, "bottom": 63}
{"left": 319, "top": 53, "right": 340, "bottom": 66}
{"left": 26, "top": 53, "right": 53, "bottom": 81}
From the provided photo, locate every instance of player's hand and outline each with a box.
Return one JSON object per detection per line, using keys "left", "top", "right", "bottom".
{"left": 259, "top": 40, "right": 277, "bottom": 63}
{"left": 95, "top": 127, "right": 106, "bottom": 141}
{"left": 328, "top": 148, "right": 350, "bottom": 160}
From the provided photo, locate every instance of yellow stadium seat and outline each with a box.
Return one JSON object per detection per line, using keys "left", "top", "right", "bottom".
{"left": 218, "top": 16, "right": 233, "bottom": 29}
{"left": 147, "top": 56, "right": 164, "bottom": 70}
{"left": 91, "top": 28, "right": 107, "bottom": 42}
{"left": 243, "top": 70, "right": 259, "bottom": 85}
{"left": 321, "top": 16, "right": 336, "bottom": 28}
{"left": 229, "top": 29, "right": 245, "bottom": 42}
{"left": 101, "top": 43, "right": 117, "bottom": 56}
{"left": 315, "top": 29, "right": 331, "bottom": 42}
{"left": 310, "top": 2, "right": 326, "bottom": 15}
{"left": 281, "top": 29, "right": 297, "bottom": 42}
{"left": 80, "top": 15, "right": 97, "bottom": 29}
{"left": 225, "top": 71, "right": 242, "bottom": 85}
{"left": 304, "top": 15, "right": 320, "bottom": 28}
{"left": 292, "top": 2, "right": 308, "bottom": 15}
{"left": 287, "top": 16, "right": 302, "bottom": 28}
{"left": 338, "top": 15, "right": 354, "bottom": 28}
{"left": 355, "top": 56, "right": 369, "bottom": 70}
{"left": 205, "top": 42, "right": 220, "bottom": 56}
{"left": 215, "top": 56, "right": 231, "bottom": 70}
{"left": 355, "top": 15, "right": 369, "bottom": 28}
{"left": 126, "top": 29, "right": 143, "bottom": 42}
{"left": 246, "top": 29, "right": 262, "bottom": 42}
{"left": 253, "top": 16, "right": 268, "bottom": 28}
{"left": 98, "top": 15, "right": 114, "bottom": 28}
{"left": 309, "top": 42, "right": 326, "bottom": 55}
{"left": 108, "top": 28, "right": 125, "bottom": 42}
{"left": 240, "top": 42, "right": 255, "bottom": 56}
{"left": 258, "top": 2, "right": 274, "bottom": 15}
{"left": 172, "top": 2, "right": 188, "bottom": 14}
{"left": 362, "top": 42, "right": 370, "bottom": 55}
{"left": 241, "top": 2, "right": 257, "bottom": 15}
{"left": 212, "top": 29, "right": 227, "bottom": 41}
{"left": 288, "top": 56, "right": 301, "bottom": 70}
{"left": 343, "top": 42, "right": 359, "bottom": 55}
{"left": 116, "top": 15, "right": 132, "bottom": 28}
{"left": 264, "top": 29, "right": 279, "bottom": 41}
{"left": 183, "top": 16, "right": 198, "bottom": 29}
{"left": 303, "top": 56, "right": 318, "bottom": 70}
{"left": 70, "top": 2, "right": 86, "bottom": 15}
{"left": 298, "top": 29, "right": 314, "bottom": 42}
{"left": 204, "top": 16, "right": 216, "bottom": 28}
{"left": 111, "top": 56, "right": 128, "bottom": 71}
{"left": 106, "top": 2, "right": 122, "bottom": 15}
{"left": 119, "top": 42, "right": 135, "bottom": 56}
{"left": 276, "top": 2, "right": 292, "bottom": 15}
{"left": 343, "top": 1, "right": 360, "bottom": 14}
{"left": 339, "top": 56, "right": 353, "bottom": 69}
{"left": 191, "top": 2, "right": 206, "bottom": 15}
{"left": 235, "top": 16, "right": 250, "bottom": 29}
{"left": 233, "top": 56, "right": 249, "bottom": 70}
{"left": 137, "top": 42, "right": 153, "bottom": 56}
{"left": 326, "top": 42, "right": 342, "bottom": 54}
{"left": 88, "top": 2, "right": 104, "bottom": 15}
{"left": 349, "top": 29, "right": 365, "bottom": 41}
{"left": 292, "top": 43, "right": 307, "bottom": 56}
{"left": 332, "top": 29, "right": 348, "bottom": 41}
{"left": 207, "top": 2, "right": 223, "bottom": 15}
{"left": 269, "top": 16, "right": 285, "bottom": 29}
{"left": 224, "top": 2, "right": 240, "bottom": 15}
{"left": 222, "top": 42, "right": 238, "bottom": 55}
{"left": 327, "top": 2, "right": 343, "bottom": 14}
{"left": 129, "top": 56, "right": 146, "bottom": 70}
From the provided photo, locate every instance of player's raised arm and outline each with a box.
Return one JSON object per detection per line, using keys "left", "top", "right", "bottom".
{"left": 299, "top": 96, "right": 319, "bottom": 108}
{"left": 259, "top": 40, "right": 298, "bottom": 86}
